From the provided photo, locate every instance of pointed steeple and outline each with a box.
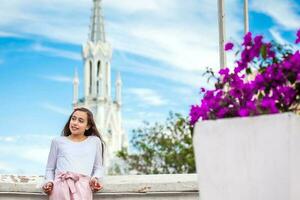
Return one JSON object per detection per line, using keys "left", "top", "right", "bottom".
{"left": 115, "top": 72, "right": 122, "bottom": 105}
{"left": 89, "top": 0, "right": 106, "bottom": 43}
{"left": 116, "top": 71, "right": 122, "bottom": 85}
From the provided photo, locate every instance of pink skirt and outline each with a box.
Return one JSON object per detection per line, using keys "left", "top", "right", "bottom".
{"left": 49, "top": 171, "right": 93, "bottom": 200}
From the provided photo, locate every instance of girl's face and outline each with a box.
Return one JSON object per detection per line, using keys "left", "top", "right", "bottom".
{"left": 69, "top": 110, "right": 90, "bottom": 135}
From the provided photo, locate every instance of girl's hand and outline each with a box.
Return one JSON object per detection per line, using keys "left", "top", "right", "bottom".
{"left": 89, "top": 177, "right": 103, "bottom": 192}
{"left": 42, "top": 182, "right": 53, "bottom": 195}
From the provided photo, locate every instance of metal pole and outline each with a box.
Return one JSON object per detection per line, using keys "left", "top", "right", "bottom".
{"left": 218, "top": 0, "right": 226, "bottom": 69}
{"left": 244, "top": 0, "right": 249, "bottom": 34}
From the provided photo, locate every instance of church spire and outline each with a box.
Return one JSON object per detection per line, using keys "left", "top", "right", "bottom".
{"left": 89, "top": 0, "right": 106, "bottom": 43}
{"left": 115, "top": 72, "right": 122, "bottom": 106}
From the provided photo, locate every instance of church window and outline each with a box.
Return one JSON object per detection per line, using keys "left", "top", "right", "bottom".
{"left": 89, "top": 61, "right": 92, "bottom": 94}
{"left": 108, "top": 128, "right": 112, "bottom": 136}
{"left": 97, "top": 61, "right": 101, "bottom": 77}
{"left": 97, "top": 61, "right": 101, "bottom": 94}
{"left": 106, "top": 62, "right": 109, "bottom": 95}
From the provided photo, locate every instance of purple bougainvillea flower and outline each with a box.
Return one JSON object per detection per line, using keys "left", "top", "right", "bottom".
{"left": 219, "top": 68, "right": 231, "bottom": 83}
{"left": 253, "top": 75, "right": 264, "bottom": 90}
{"left": 296, "top": 29, "right": 300, "bottom": 44}
{"left": 246, "top": 101, "right": 257, "bottom": 113}
{"left": 229, "top": 74, "right": 244, "bottom": 88}
{"left": 225, "top": 42, "right": 234, "bottom": 51}
{"left": 238, "top": 108, "right": 250, "bottom": 117}
{"left": 189, "top": 105, "right": 202, "bottom": 125}
{"left": 282, "top": 60, "right": 292, "bottom": 70}
{"left": 216, "top": 107, "right": 229, "bottom": 118}
{"left": 290, "top": 51, "right": 300, "bottom": 70}
{"left": 189, "top": 28, "right": 300, "bottom": 125}
{"left": 229, "top": 88, "right": 242, "bottom": 99}
{"left": 243, "top": 32, "right": 252, "bottom": 46}
{"left": 219, "top": 68, "right": 229, "bottom": 75}
{"left": 204, "top": 90, "right": 214, "bottom": 99}
{"left": 268, "top": 51, "right": 276, "bottom": 58}
{"left": 277, "top": 86, "right": 297, "bottom": 106}
{"left": 297, "top": 73, "right": 300, "bottom": 81}
{"left": 254, "top": 35, "right": 263, "bottom": 44}
{"left": 260, "top": 98, "right": 278, "bottom": 114}
{"left": 234, "top": 61, "right": 247, "bottom": 74}
{"left": 234, "top": 66, "right": 243, "bottom": 74}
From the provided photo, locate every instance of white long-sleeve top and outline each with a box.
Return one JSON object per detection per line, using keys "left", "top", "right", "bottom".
{"left": 45, "top": 136, "right": 104, "bottom": 182}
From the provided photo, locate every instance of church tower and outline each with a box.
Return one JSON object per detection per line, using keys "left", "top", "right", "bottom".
{"left": 73, "top": 0, "right": 127, "bottom": 169}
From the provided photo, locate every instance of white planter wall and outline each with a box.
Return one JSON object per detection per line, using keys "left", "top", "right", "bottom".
{"left": 193, "top": 113, "right": 300, "bottom": 200}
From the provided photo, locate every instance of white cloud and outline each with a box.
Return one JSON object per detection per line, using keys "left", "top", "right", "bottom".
{"left": 106, "top": 0, "right": 243, "bottom": 72}
{"left": 123, "top": 118, "right": 144, "bottom": 132}
{"left": 269, "top": 28, "right": 298, "bottom": 50}
{"left": 0, "top": 145, "right": 49, "bottom": 165}
{"left": 138, "top": 111, "right": 166, "bottom": 122}
{"left": 0, "top": 0, "right": 243, "bottom": 72}
{"left": 0, "top": 134, "right": 53, "bottom": 144}
{"left": 125, "top": 111, "right": 166, "bottom": 126}
{"left": 127, "top": 88, "right": 168, "bottom": 106}
{"left": 30, "top": 43, "right": 81, "bottom": 60}
{"left": 21, "top": 148, "right": 49, "bottom": 164}
{"left": 116, "top": 51, "right": 210, "bottom": 88}
{"left": 0, "top": 134, "right": 56, "bottom": 174}
{"left": 0, "top": 136, "right": 16, "bottom": 142}
{"left": 0, "top": 0, "right": 90, "bottom": 42}
{"left": 110, "top": 23, "right": 219, "bottom": 71}
{"left": 250, "top": 0, "right": 300, "bottom": 30}
{"left": 39, "top": 74, "right": 73, "bottom": 83}
{"left": 0, "top": 31, "right": 21, "bottom": 38}
{"left": 269, "top": 28, "right": 288, "bottom": 44}
{"left": 0, "top": 161, "right": 12, "bottom": 170}
{"left": 124, "top": 63, "right": 207, "bottom": 88}
{"left": 104, "top": 0, "right": 163, "bottom": 14}
{"left": 40, "top": 102, "right": 71, "bottom": 116}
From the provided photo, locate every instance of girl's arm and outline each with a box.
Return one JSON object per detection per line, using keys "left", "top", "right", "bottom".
{"left": 91, "top": 138, "right": 104, "bottom": 180}
{"left": 45, "top": 138, "right": 58, "bottom": 183}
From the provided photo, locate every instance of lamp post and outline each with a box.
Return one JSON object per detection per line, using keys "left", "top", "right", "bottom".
{"left": 218, "top": 0, "right": 249, "bottom": 69}
{"left": 218, "top": 0, "right": 226, "bottom": 69}
{"left": 244, "top": 0, "right": 249, "bottom": 34}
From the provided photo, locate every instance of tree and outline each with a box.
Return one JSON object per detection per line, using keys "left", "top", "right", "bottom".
{"left": 116, "top": 112, "right": 195, "bottom": 174}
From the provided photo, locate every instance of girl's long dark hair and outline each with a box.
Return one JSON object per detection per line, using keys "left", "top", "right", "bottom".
{"left": 62, "top": 107, "right": 105, "bottom": 161}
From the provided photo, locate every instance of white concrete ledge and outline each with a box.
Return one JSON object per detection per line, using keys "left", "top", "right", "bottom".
{"left": 0, "top": 174, "right": 199, "bottom": 200}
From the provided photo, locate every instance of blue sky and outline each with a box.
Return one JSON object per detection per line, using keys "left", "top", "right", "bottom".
{"left": 0, "top": 0, "right": 299, "bottom": 175}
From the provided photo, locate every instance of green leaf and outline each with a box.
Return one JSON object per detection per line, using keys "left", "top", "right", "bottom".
{"left": 260, "top": 44, "right": 267, "bottom": 59}
{"left": 246, "top": 67, "right": 252, "bottom": 75}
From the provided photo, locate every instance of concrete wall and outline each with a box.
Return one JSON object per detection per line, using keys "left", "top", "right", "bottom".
{"left": 0, "top": 174, "right": 199, "bottom": 200}
{"left": 193, "top": 113, "right": 300, "bottom": 200}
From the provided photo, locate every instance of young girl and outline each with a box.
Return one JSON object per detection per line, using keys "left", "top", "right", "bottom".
{"left": 42, "top": 107, "right": 105, "bottom": 199}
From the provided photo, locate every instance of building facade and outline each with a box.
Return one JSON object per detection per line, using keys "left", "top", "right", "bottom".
{"left": 72, "top": 0, "right": 127, "bottom": 169}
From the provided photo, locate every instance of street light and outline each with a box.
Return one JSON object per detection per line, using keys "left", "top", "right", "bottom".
{"left": 244, "top": 0, "right": 249, "bottom": 34}
{"left": 218, "top": 0, "right": 226, "bottom": 69}
{"left": 217, "top": 0, "right": 249, "bottom": 69}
